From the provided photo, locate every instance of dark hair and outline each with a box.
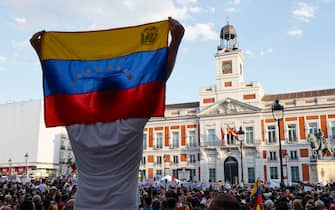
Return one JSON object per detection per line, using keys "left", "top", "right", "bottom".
{"left": 19, "top": 199, "right": 35, "bottom": 210}
{"left": 152, "top": 199, "right": 160, "bottom": 210}
{"left": 208, "top": 193, "right": 240, "bottom": 210}
{"left": 143, "top": 195, "right": 152, "bottom": 206}
{"left": 166, "top": 197, "right": 178, "bottom": 209}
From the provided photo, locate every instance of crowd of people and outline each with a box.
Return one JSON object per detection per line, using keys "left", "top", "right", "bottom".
{"left": 1, "top": 174, "right": 335, "bottom": 210}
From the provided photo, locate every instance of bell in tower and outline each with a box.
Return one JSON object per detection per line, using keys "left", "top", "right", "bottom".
{"left": 218, "top": 20, "right": 238, "bottom": 51}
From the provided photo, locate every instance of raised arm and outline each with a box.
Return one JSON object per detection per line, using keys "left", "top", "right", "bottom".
{"left": 167, "top": 17, "right": 185, "bottom": 79}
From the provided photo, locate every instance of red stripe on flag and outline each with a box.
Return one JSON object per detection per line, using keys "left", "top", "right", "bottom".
{"left": 228, "top": 127, "right": 237, "bottom": 137}
{"left": 221, "top": 128, "right": 225, "bottom": 141}
{"left": 44, "top": 82, "right": 165, "bottom": 127}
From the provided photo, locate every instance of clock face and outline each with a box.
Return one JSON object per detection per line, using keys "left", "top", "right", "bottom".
{"left": 222, "top": 62, "right": 232, "bottom": 74}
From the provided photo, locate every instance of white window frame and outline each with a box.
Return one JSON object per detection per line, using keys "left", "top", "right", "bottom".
{"left": 270, "top": 167, "right": 278, "bottom": 179}
{"left": 209, "top": 168, "right": 216, "bottom": 182}
{"left": 330, "top": 121, "right": 335, "bottom": 140}
{"left": 172, "top": 131, "right": 180, "bottom": 148}
{"left": 143, "top": 133, "right": 147, "bottom": 150}
{"left": 269, "top": 151, "right": 277, "bottom": 160}
{"left": 207, "top": 129, "right": 216, "bottom": 141}
{"left": 155, "top": 132, "right": 163, "bottom": 149}
{"left": 290, "top": 150, "right": 298, "bottom": 160}
{"left": 245, "top": 126, "right": 254, "bottom": 144}
{"left": 188, "top": 130, "right": 197, "bottom": 147}
{"left": 290, "top": 166, "right": 300, "bottom": 182}
{"left": 248, "top": 167, "right": 256, "bottom": 183}
{"left": 189, "top": 154, "right": 196, "bottom": 163}
{"left": 308, "top": 122, "right": 318, "bottom": 136}
{"left": 287, "top": 124, "right": 297, "bottom": 143}
{"left": 267, "top": 125, "right": 277, "bottom": 144}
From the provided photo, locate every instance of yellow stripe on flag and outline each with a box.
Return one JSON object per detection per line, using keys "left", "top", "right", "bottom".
{"left": 41, "top": 20, "right": 169, "bottom": 60}
{"left": 251, "top": 177, "right": 260, "bottom": 197}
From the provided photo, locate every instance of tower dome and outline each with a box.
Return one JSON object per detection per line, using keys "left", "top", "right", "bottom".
{"left": 218, "top": 21, "right": 239, "bottom": 51}
{"left": 220, "top": 24, "right": 237, "bottom": 40}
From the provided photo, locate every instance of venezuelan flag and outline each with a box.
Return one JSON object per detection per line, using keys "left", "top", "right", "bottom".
{"left": 250, "top": 177, "right": 262, "bottom": 210}
{"left": 39, "top": 20, "right": 170, "bottom": 127}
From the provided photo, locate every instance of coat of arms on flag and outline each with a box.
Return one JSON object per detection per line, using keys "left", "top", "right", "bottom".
{"left": 34, "top": 20, "right": 171, "bottom": 127}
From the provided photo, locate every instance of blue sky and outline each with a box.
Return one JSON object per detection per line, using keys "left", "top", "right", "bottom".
{"left": 0, "top": 0, "right": 334, "bottom": 104}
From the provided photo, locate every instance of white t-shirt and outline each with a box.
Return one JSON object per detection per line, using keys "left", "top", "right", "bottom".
{"left": 66, "top": 118, "right": 148, "bottom": 210}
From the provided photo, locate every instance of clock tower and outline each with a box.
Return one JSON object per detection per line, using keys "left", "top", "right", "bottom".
{"left": 200, "top": 21, "right": 264, "bottom": 108}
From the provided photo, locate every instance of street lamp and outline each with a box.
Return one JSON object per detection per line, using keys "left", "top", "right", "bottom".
{"left": 24, "top": 153, "right": 29, "bottom": 176}
{"left": 237, "top": 126, "right": 245, "bottom": 185}
{"left": 284, "top": 153, "right": 289, "bottom": 185}
{"left": 272, "top": 99, "right": 285, "bottom": 188}
{"left": 8, "top": 158, "right": 12, "bottom": 175}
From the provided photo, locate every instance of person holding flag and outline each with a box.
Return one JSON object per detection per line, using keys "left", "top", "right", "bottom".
{"left": 250, "top": 177, "right": 263, "bottom": 210}
{"left": 31, "top": 17, "right": 184, "bottom": 210}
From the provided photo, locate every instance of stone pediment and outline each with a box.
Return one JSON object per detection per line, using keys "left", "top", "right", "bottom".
{"left": 197, "top": 98, "right": 261, "bottom": 116}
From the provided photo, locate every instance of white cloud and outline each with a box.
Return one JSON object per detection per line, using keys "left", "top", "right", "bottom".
{"left": 224, "top": 7, "right": 237, "bottom": 13}
{"left": 260, "top": 48, "right": 273, "bottom": 56}
{"left": 15, "top": 17, "right": 27, "bottom": 24}
{"left": 11, "top": 39, "right": 30, "bottom": 50}
{"left": 185, "top": 23, "right": 217, "bottom": 41}
{"left": 244, "top": 49, "right": 255, "bottom": 57}
{"left": 244, "top": 48, "right": 273, "bottom": 57}
{"left": 176, "top": 0, "right": 197, "bottom": 5}
{"left": 2, "top": 0, "right": 194, "bottom": 30}
{"left": 319, "top": 0, "right": 333, "bottom": 3}
{"left": 293, "top": 2, "right": 318, "bottom": 22}
{"left": 209, "top": 7, "right": 215, "bottom": 13}
{"left": 122, "top": 0, "right": 135, "bottom": 9}
{"left": 288, "top": 29, "right": 304, "bottom": 38}
{"left": 0, "top": 56, "right": 7, "bottom": 64}
{"left": 231, "top": 0, "right": 241, "bottom": 4}
{"left": 189, "top": 6, "right": 202, "bottom": 13}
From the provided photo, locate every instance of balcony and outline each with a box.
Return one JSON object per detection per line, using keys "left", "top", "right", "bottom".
{"left": 286, "top": 138, "right": 298, "bottom": 144}
{"left": 200, "top": 141, "right": 225, "bottom": 147}
{"left": 267, "top": 157, "right": 278, "bottom": 162}
{"left": 186, "top": 143, "right": 198, "bottom": 148}
{"left": 265, "top": 139, "right": 277, "bottom": 145}
{"left": 169, "top": 144, "right": 179, "bottom": 149}
{"left": 153, "top": 145, "right": 163, "bottom": 150}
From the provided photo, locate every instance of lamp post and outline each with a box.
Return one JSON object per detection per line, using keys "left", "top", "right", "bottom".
{"left": 24, "top": 153, "right": 29, "bottom": 176}
{"left": 8, "top": 158, "right": 12, "bottom": 175}
{"left": 272, "top": 99, "right": 285, "bottom": 188}
{"left": 285, "top": 153, "right": 289, "bottom": 185}
{"left": 237, "top": 126, "right": 245, "bottom": 185}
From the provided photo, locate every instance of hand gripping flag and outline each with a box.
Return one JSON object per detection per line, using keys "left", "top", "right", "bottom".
{"left": 38, "top": 20, "right": 170, "bottom": 127}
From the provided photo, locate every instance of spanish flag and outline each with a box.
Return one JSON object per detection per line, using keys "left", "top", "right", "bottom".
{"left": 227, "top": 127, "right": 238, "bottom": 137}
{"left": 38, "top": 20, "right": 170, "bottom": 127}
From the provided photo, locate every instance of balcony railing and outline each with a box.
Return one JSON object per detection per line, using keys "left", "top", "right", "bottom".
{"left": 286, "top": 138, "right": 298, "bottom": 144}
{"left": 201, "top": 140, "right": 244, "bottom": 147}
{"left": 186, "top": 143, "right": 198, "bottom": 148}
{"left": 267, "top": 157, "right": 278, "bottom": 162}
{"left": 265, "top": 139, "right": 277, "bottom": 145}
{"left": 201, "top": 141, "right": 225, "bottom": 147}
